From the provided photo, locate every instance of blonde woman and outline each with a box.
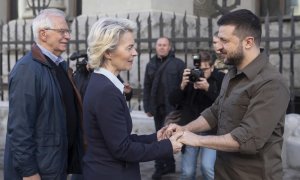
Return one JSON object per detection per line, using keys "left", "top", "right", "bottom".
{"left": 83, "top": 17, "right": 183, "bottom": 180}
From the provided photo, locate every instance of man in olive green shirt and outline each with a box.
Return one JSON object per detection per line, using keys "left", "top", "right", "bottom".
{"left": 166, "top": 9, "right": 290, "bottom": 180}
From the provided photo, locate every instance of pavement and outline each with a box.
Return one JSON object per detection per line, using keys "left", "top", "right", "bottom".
{"left": 140, "top": 154, "right": 203, "bottom": 180}
{"left": 0, "top": 157, "right": 201, "bottom": 180}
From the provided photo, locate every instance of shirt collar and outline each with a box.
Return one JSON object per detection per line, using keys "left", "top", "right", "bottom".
{"left": 94, "top": 68, "right": 124, "bottom": 94}
{"left": 36, "top": 43, "right": 64, "bottom": 66}
{"left": 228, "top": 52, "right": 268, "bottom": 80}
{"left": 241, "top": 52, "right": 268, "bottom": 80}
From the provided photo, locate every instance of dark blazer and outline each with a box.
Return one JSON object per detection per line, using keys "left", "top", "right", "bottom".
{"left": 83, "top": 73, "right": 173, "bottom": 180}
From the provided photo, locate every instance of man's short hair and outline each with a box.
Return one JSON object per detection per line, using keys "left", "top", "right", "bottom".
{"left": 200, "top": 51, "right": 214, "bottom": 66}
{"left": 217, "top": 9, "right": 261, "bottom": 46}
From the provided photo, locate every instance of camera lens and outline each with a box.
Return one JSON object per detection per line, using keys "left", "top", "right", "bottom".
{"left": 189, "top": 69, "right": 204, "bottom": 82}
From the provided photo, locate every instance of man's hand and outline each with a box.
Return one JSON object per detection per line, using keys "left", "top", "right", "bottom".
{"left": 23, "top": 174, "right": 41, "bottom": 180}
{"left": 180, "top": 69, "right": 191, "bottom": 90}
{"left": 164, "top": 123, "right": 185, "bottom": 138}
{"left": 169, "top": 132, "right": 184, "bottom": 153}
{"left": 178, "top": 132, "right": 240, "bottom": 152}
{"left": 193, "top": 77, "right": 209, "bottom": 91}
{"left": 177, "top": 131, "right": 200, "bottom": 147}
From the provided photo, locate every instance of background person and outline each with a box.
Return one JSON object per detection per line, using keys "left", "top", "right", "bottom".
{"left": 143, "top": 37, "right": 185, "bottom": 179}
{"left": 212, "top": 32, "right": 228, "bottom": 73}
{"left": 82, "top": 17, "right": 183, "bottom": 180}
{"left": 166, "top": 9, "right": 290, "bottom": 180}
{"left": 71, "top": 53, "right": 133, "bottom": 101}
{"left": 4, "top": 8, "right": 83, "bottom": 180}
{"left": 169, "top": 51, "right": 224, "bottom": 180}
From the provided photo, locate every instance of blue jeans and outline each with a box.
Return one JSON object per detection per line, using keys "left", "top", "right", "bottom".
{"left": 180, "top": 145, "right": 216, "bottom": 180}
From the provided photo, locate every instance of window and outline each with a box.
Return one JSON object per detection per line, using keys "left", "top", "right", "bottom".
{"left": 75, "top": 0, "right": 82, "bottom": 16}
{"left": 260, "top": 0, "right": 300, "bottom": 16}
{"left": 8, "top": 0, "right": 18, "bottom": 21}
{"left": 287, "top": 0, "right": 300, "bottom": 15}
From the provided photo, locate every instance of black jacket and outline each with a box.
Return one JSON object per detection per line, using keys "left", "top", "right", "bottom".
{"left": 169, "top": 69, "right": 224, "bottom": 128}
{"left": 143, "top": 52, "right": 185, "bottom": 115}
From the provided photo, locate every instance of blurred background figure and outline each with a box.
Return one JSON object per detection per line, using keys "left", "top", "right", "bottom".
{"left": 71, "top": 52, "right": 133, "bottom": 101}
{"left": 212, "top": 32, "right": 228, "bottom": 73}
{"left": 143, "top": 37, "right": 185, "bottom": 179}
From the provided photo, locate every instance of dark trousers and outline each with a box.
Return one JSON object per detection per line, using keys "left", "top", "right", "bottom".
{"left": 154, "top": 106, "right": 175, "bottom": 170}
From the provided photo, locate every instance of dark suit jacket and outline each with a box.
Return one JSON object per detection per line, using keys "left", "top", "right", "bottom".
{"left": 83, "top": 73, "right": 173, "bottom": 180}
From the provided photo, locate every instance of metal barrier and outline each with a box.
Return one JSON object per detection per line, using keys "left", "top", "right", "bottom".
{"left": 1, "top": 13, "right": 300, "bottom": 112}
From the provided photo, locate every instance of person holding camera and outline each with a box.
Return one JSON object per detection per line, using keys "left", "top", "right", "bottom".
{"left": 169, "top": 51, "right": 224, "bottom": 180}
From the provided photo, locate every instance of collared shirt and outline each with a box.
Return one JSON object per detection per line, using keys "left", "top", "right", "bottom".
{"left": 202, "top": 52, "right": 290, "bottom": 180}
{"left": 36, "top": 43, "right": 64, "bottom": 65}
{"left": 94, "top": 68, "right": 124, "bottom": 94}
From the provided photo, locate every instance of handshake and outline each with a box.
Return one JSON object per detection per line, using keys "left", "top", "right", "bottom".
{"left": 157, "top": 123, "right": 200, "bottom": 154}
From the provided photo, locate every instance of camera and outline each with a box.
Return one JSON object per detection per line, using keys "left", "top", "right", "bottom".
{"left": 189, "top": 54, "right": 204, "bottom": 82}
{"left": 70, "top": 52, "right": 92, "bottom": 98}
{"left": 70, "top": 52, "right": 90, "bottom": 76}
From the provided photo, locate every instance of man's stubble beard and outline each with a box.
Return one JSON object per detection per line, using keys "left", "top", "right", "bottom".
{"left": 224, "top": 43, "right": 244, "bottom": 66}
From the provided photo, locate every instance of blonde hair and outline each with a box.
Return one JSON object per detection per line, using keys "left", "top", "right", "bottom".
{"left": 87, "top": 17, "right": 136, "bottom": 69}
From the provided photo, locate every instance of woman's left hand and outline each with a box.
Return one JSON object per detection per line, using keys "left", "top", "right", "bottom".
{"left": 157, "top": 126, "right": 168, "bottom": 141}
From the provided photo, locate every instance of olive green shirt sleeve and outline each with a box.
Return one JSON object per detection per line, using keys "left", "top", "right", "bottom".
{"left": 230, "top": 78, "right": 289, "bottom": 154}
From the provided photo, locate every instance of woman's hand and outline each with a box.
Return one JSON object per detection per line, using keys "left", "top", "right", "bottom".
{"left": 169, "top": 132, "right": 184, "bottom": 153}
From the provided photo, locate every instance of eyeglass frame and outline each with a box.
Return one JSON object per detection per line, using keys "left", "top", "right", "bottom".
{"left": 200, "top": 67, "right": 212, "bottom": 71}
{"left": 44, "top": 28, "right": 72, "bottom": 36}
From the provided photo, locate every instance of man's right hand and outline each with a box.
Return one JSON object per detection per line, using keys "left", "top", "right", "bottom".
{"left": 23, "top": 174, "right": 41, "bottom": 180}
{"left": 180, "top": 68, "right": 191, "bottom": 90}
{"left": 164, "top": 123, "right": 185, "bottom": 138}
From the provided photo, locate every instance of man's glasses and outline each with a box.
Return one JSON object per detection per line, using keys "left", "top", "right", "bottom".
{"left": 44, "top": 28, "right": 72, "bottom": 36}
{"left": 200, "top": 67, "right": 211, "bottom": 71}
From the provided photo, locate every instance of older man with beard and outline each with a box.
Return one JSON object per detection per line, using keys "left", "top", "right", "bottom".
{"left": 166, "top": 9, "right": 290, "bottom": 180}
